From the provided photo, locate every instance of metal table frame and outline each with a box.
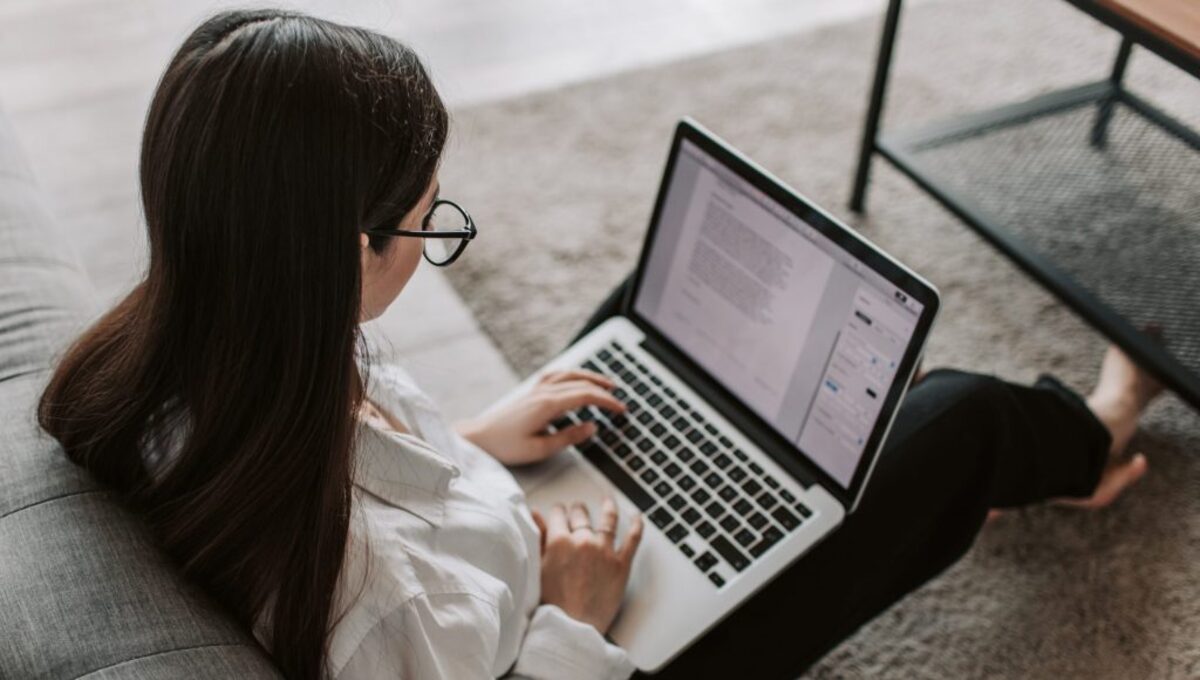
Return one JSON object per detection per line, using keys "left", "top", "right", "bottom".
{"left": 849, "top": 0, "right": 1200, "bottom": 410}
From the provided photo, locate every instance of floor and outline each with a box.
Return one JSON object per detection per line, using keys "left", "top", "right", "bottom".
{"left": 0, "top": 0, "right": 913, "bottom": 419}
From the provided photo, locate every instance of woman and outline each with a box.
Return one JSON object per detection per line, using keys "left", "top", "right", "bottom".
{"left": 37, "top": 9, "right": 1159, "bottom": 680}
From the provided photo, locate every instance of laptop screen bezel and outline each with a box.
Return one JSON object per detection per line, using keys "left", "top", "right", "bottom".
{"left": 622, "top": 119, "right": 940, "bottom": 512}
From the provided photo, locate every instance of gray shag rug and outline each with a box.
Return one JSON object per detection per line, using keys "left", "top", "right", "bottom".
{"left": 439, "top": 0, "right": 1200, "bottom": 676}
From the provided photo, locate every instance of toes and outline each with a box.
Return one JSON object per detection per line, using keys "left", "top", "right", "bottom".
{"left": 1058, "top": 453, "right": 1148, "bottom": 510}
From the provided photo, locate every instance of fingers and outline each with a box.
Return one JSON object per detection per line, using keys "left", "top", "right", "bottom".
{"left": 618, "top": 512, "right": 644, "bottom": 566}
{"left": 597, "top": 497, "right": 619, "bottom": 544}
{"left": 536, "top": 421, "right": 597, "bottom": 457}
{"left": 531, "top": 509, "right": 548, "bottom": 552}
{"left": 538, "top": 384, "right": 625, "bottom": 418}
{"left": 545, "top": 503, "right": 571, "bottom": 540}
{"left": 538, "top": 369, "right": 615, "bottom": 390}
{"left": 568, "top": 502, "right": 592, "bottom": 533}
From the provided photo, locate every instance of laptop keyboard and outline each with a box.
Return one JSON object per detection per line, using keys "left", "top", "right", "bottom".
{"left": 550, "top": 340, "right": 815, "bottom": 589}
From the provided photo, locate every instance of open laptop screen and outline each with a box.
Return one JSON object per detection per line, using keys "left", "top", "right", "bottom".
{"left": 633, "top": 139, "right": 924, "bottom": 488}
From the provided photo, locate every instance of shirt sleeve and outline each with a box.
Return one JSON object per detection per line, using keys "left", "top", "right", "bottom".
{"left": 509, "top": 605, "right": 636, "bottom": 680}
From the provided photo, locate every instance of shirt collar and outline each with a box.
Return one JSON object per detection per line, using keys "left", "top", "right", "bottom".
{"left": 353, "top": 419, "right": 460, "bottom": 527}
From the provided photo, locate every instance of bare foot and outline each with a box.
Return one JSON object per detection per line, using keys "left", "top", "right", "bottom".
{"left": 1056, "top": 346, "right": 1163, "bottom": 510}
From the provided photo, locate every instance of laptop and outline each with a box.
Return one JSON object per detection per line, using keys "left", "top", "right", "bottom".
{"left": 501, "top": 119, "right": 939, "bottom": 671}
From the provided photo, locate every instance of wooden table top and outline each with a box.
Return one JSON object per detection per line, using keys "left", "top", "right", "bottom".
{"left": 1094, "top": 0, "right": 1200, "bottom": 64}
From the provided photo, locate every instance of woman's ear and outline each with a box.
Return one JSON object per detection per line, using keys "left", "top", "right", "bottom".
{"left": 359, "top": 233, "right": 370, "bottom": 249}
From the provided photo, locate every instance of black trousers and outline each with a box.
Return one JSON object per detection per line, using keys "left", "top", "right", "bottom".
{"left": 573, "top": 276, "right": 1112, "bottom": 679}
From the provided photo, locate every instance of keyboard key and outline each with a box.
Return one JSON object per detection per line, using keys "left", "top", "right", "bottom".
{"left": 704, "top": 424, "right": 719, "bottom": 436}
{"left": 756, "top": 493, "right": 778, "bottom": 510}
{"left": 734, "top": 528, "right": 756, "bottom": 547}
{"left": 795, "top": 502, "right": 813, "bottom": 518}
{"left": 682, "top": 507, "right": 702, "bottom": 525}
{"left": 672, "top": 417, "right": 689, "bottom": 431}
{"left": 704, "top": 472, "right": 723, "bottom": 488}
{"left": 637, "top": 411, "right": 654, "bottom": 425}
{"left": 667, "top": 493, "right": 686, "bottom": 510}
{"left": 718, "top": 435, "right": 734, "bottom": 449}
{"left": 719, "top": 515, "right": 740, "bottom": 532}
{"left": 597, "top": 349, "right": 612, "bottom": 362}
{"left": 780, "top": 489, "right": 796, "bottom": 504}
{"left": 705, "top": 501, "right": 726, "bottom": 519}
{"left": 661, "top": 405, "right": 676, "bottom": 419}
{"left": 628, "top": 456, "right": 646, "bottom": 472}
{"left": 700, "top": 442, "right": 718, "bottom": 456}
{"left": 764, "top": 475, "right": 780, "bottom": 489}
{"left": 626, "top": 399, "right": 641, "bottom": 413}
{"left": 678, "top": 448, "right": 695, "bottom": 463}
{"left": 696, "top": 522, "right": 716, "bottom": 539}
{"left": 691, "top": 489, "right": 711, "bottom": 505}
{"left": 742, "top": 479, "right": 762, "bottom": 496}
{"left": 550, "top": 415, "right": 575, "bottom": 431}
{"left": 728, "top": 466, "right": 747, "bottom": 483}
{"left": 749, "top": 462, "right": 764, "bottom": 475}
{"left": 613, "top": 443, "right": 634, "bottom": 459}
{"left": 678, "top": 475, "right": 696, "bottom": 492}
{"left": 749, "top": 529, "right": 781, "bottom": 558}
{"left": 733, "top": 499, "right": 754, "bottom": 516}
{"left": 663, "top": 434, "right": 681, "bottom": 449}
{"left": 649, "top": 507, "right": 673, "bottom": 529}
{"left": 599, "top": 429, "right": 618, "bottom": 446}
{"left": 695, "top": 551, "right": 718, "bottom": 572}
{"left": 718, "top": 485, "right": 738, "bottom": 502}
{"left": 578, "top": 444, "right": 653, "bottom": 511}
{"left": 711, "top": 535, "right": 750, "bottom": 572}
{"left": 663, "top": 386, "right": 676, "bottom": 398}
{"left": 747, "top": 512, "right": 768, "bottom": 529}
{"left": 636, "top": 438, "right": 654, "bottom": 452}
{"left": 685, "top": 429, "right": 704, "bottom": 444}
{"left": 650, "top": 422, "right": 666, "bottom": 437}
{"left": 647, "top": 394, "right": 662, "bottom": 407}
{"left": 650, "top": 450, "right": 668, "bottom": 465}
{"left": 640, "top": 468, "right": 659, "bottom": 485}
{"left": 680, "top": 544, "right": 695, "bottom": 558}
{"left": 709, "top": 572, "right": 726, "bottom": 588}
{"left": 654, "top": 481, "right": 672, "bottom": 497}
{"left": 663, "top": 462, "right": 682, "bottom": 478}
{"left": 690, "top": 460, "right": 710, "bottom": 475}
{"left": 713, "top": 453, "right": 732, "bottom": 470}
{"left": 733, "top": 449, "right": 749, "bottom": 462}
{"left": 772, "top": 507, "right": 801, "bottom": 531}
{"left": 666, "top": 524, "right": 689, "bottom": 543}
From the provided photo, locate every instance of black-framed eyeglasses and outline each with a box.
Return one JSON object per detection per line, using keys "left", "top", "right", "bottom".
{"left": 366, "top": 198, "right": 477, "bottom": 267}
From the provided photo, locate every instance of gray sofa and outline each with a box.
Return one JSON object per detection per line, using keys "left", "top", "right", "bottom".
{"left": 0, "top": 112, "right": 282, "bottom": 678}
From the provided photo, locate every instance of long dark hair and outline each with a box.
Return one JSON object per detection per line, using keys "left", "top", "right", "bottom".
{"left": 38, "top": 10, "right": 448, "bottom": 678}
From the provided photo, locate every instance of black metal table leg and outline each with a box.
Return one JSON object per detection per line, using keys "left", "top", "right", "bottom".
{"left": 850, "top": 0, "right": 905, "bottom": 214}
{"left": 1090, "top": 36, "right": 1133, "bottom": 148}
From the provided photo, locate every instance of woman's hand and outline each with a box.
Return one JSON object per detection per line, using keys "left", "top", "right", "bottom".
{"left": 456, "top": 369, "right": 625, "bottom": 466}
{"left": 532, "top": 498, "right": 644, "bottom": 634}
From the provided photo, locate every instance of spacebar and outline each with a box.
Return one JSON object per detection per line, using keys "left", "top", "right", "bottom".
{"left": 580, "top": 444, "right": 654, "bottom": 511}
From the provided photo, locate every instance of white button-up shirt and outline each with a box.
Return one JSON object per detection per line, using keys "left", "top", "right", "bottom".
{"left": 326, "top": 362, "right": 636, "bottom": 679}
